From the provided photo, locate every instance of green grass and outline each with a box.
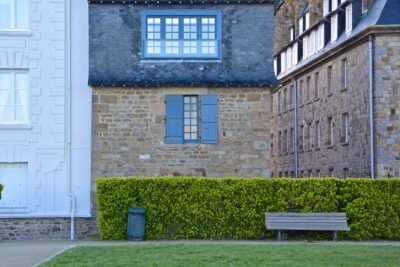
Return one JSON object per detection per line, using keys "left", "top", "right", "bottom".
{"left": 41, "top": 244, "right": 400, "bottom": 267}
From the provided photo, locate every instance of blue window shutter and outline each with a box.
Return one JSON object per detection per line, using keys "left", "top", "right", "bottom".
{"left": 201, "top": 95, "right": 218, "bottom": 144}
{"left": 166, "top": 95, "right": 184, "bottom": 144}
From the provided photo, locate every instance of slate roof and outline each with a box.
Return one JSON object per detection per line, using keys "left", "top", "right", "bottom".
{"left": 277, "top": 0, "right": 400, "bottom": 80}
{"left": 376, "top": 0, "right": 400, "bottom": 25}
{"left": 88, "top": 0, "right": 276, "bottom": 4}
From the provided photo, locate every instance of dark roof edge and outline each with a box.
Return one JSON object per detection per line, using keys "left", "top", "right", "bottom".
{"left": 88, "top": 79, "right": 280, "bottom": 88}
{"left": 88, "top": 0, "right": 276, "bottom": 4}
{"left": 274, "top": 26, "right": 400, "bottom": 91}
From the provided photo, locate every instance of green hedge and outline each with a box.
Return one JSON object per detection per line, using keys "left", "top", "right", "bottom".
{"left": 97, "top": 177, "right": 400, "bottom": 240}
{"left": 0, "top": 184, "right": 3, "bottom": 199}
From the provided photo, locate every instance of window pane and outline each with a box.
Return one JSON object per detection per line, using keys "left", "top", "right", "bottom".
{"left": 15, "top": 73, "right": 28, "bottom": 89}
{"left": 16, "top": 0, "right": 29, "bottom": 29}
{"left": 0, "top": 72, "right": 12, "bottom": 89}
{"left": 15, "top": 105, "right": 28, "bottom": 121}
{"left": 15, "top": 90, "right": 28, "bottom": 105}
{"left": 0, "top": 0, "right": 10, "bottom": 28}
{"left": 0, "top": 105, "right": 12, "bottom": 121}
{"left": 0, "top": 90, "right": 12, "bottom": 105}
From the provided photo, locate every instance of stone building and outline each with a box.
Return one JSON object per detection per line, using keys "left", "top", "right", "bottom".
{"left": 0, "top": 1, "right": 93, "bottom": 240}
{"left": 89, "top": 0, "right": 278, "bottom": 182}
{"left": 271, "top": 0, "right": 400, "bottom": 178}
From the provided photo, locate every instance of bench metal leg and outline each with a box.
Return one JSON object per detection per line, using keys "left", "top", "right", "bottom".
{"left": 278, "top": 230, "right": 282, "bottom": 241}
{"left": 333, "top": 231, "right": 337, "bottom": 242}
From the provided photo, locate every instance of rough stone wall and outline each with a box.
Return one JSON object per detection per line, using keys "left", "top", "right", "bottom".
{"left": 92, "top": 86, "right": 272, "bottom": 182}
{"left": 0, "top": 218, "right": 97, "bottom": 240}
{"left": 270, "top": 41, "right": 371, "bottom": 177}
{"left": 374, "top": 34, "right": 400, "bottom": 178}
{"left": 89, "top": 4, "right": 277, "bottom": 86}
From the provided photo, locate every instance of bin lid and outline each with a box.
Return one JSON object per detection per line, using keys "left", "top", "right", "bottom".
{"left": 128, "top": 207, "right": 146, "bottom": 214}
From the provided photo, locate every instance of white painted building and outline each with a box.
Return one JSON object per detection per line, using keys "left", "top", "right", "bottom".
{"left": 0, "top": 0, "right": 91, "bottom": 236}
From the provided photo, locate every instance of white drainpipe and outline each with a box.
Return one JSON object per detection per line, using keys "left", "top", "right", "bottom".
{"left": 293, "top": 78, "right": 299, "bottom": 178}
{"left": 369, "top": 35, "right": 375, "bottom": 179}
{"left": 66, "top": 0, "right": 76, "bottom": 239}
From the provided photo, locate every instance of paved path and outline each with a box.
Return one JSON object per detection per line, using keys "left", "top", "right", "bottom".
{"left": 1, "top": 240, "right": 400, "bottom": 267}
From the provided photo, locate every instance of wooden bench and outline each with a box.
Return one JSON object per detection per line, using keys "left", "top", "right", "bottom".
{"left": 265, "top": 212, "right": 350, "bottom": 241}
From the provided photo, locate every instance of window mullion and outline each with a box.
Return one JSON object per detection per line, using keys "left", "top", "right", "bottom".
{"left": 179, "top": 17, "right": 183, "bottom": 57}
{"left": 12, "top": 72, "right": 16, "bottom": 121}
{"left": 197, "top": 16, "right": 202, "bottom": 57}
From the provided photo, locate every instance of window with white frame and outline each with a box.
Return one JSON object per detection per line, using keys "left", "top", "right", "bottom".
{"left": 0, "top": 0, "right": 29, "bottom": 29}
{"left": 293, "top": 43, "right": 298, "bottom": 66}
{"left": 287, "top": 47, "right": 292, "bottom": 69}
{"left": 0, "top": 163, "right": 28, "bottom": 209}
{"left": 142, "top": 11, "right": 221, "bottom": 59}
{"left": 332, "top": 0, "right": 338, "bottom": 10}
{"left": 331, "top": 14, "right": 338, "bottom": 42}
{"left": 290, "top": 26, "right": 295, "bottom": 41}
{"left": 303, "top": 36, "right": 309, "bottom": 59}
{"left": 341, "top": 58, "right": 348, "bottom": 89}
{"left": 305, "top": 12, "right": 310, "bottom": 31}
{"left": 299, "top": 17, "right": 304, "bottom": 35}
{"left": 323, "top": 0, "right": 330, "bottom": 16}
{"left": 0, "top": 71, "right": 29, "bottom": 124}
{"left": 318, "top": 24, "right": 325, "bottom": 50}
{"left": 281, "top": 51, "right": 286, "bottom": 73}
{"left": 341, "top": 113, "right": 349, "bottom": 143}
{"left": 345, "top": 4, "right": 352, "bottom": 33}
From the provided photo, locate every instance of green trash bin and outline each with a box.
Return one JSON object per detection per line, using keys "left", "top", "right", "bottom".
{"left": 127, "top": 207, "right": 146, "bottom": 241}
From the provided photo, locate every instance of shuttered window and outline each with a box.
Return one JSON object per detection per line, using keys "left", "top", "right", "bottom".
{"left": 165, "top": 94, "right": 218, "bottom": 144}
{"left": 0, "top": 163, "right": 28, "bottom": 209}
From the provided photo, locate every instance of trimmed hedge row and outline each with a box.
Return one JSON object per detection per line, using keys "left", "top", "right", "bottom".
{"left": 97, "top": 177, "right": 400, "bottom": 240}
{"left": 0, "top": 184, "right": 2, "bottom": 199}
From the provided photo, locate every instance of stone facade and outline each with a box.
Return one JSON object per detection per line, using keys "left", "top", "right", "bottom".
{"left": 92, "top": 87, "right": 272, "bottom": 181}
{"left": 0, "top": 218, "right": 97, "bottom": 240}
{"left": 374, "top": 34, "right": 400, "bottom": 178}
{"left": 272, "top": 0, "right": 400, "bottom": 178}
{"left": 270, "top": 41, "right": 371, "bottom": 177}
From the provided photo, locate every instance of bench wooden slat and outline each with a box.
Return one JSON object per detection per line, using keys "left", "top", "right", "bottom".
{"left": 265, "top": 212, "right": 350, "bottom": 241}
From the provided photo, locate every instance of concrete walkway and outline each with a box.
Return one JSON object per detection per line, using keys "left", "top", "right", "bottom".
{"left": 1, "top": 240, "right": 400, "bottom": 267}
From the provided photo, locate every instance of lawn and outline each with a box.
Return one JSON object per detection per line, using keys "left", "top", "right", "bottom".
{"left": 41, "top": 243, "right": 400, "bottom": 267}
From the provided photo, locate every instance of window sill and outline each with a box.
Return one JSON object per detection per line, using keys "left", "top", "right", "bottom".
{"left": 140, "top": 59, "right": 222, "bottom": 63}
{"left": 0, "top": 29, "right": 32, "bottom": 37}
{"left": 341, "top": 87, "right": 348, "bottom": 92}
{"left": 0, "top": 124, "right": 32, "bottom": 130}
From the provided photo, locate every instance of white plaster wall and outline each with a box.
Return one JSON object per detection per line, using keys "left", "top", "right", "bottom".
{"left": 0, "top": 0, "right": 91, "bottom": 218}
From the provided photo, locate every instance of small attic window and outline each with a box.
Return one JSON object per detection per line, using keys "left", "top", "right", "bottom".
{"left": 345, "top": 4, "right": 352, "bottom": 33}
{"left": 141, "top": 10, "right": 221, "bottom": 59}
{"left": 298, "top": 3, "right": 310, "bottom": 34}
{"left": 289, "top": 26, "right": 295, "bottom": 41}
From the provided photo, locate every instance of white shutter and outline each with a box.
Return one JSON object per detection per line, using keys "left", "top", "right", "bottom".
{"left": 0, "top": 163, "right": 28, "bottom": 209}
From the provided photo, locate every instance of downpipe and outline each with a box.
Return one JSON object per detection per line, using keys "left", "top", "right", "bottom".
{"left": 369, "top": 35, "right": 375, "bottom": 179}
{"left": 293, "top": 78, "right": 299, "bottom": 178}
{"left": 66, "top": 0, "right": 76, "bottom": 239}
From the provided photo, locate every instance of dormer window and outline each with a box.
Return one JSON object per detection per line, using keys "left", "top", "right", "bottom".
{"left": 305, "top": 12, "right": 310, "bottom": 31}
{"left": 323, "top": 0, "right": 330, "bottom": 16}
{"left": 298, "top": 3, "right": 310, "bottom": 34}
{"left": 141, "top": 10, "right": 221, "bottom": 59}
{"left": 331, "top": 14, "right": 338, "bottom": 42}
{"left": 289, "top": 26, "right": 295, "bottom": 41}
{"left": 332, "top": 0, "right": 338, "bottom": 11}
{"left": 345, "top": 4, "right": 352, "bottom": 33}
{"left": 299, "top": 17, "right": 304, "bottom": 34}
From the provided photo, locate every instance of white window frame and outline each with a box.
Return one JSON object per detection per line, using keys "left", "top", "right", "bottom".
{"left": 332, "top": 0, "right": 338, "bottom": 11}
{"left": 345, "top": 4, "right": 353, "bottom": 33}
{"left": 0, "top": 70, "right": 29, "bottom": 125}
{"left": 323, "top": 0, "right": 330, "bottom": 16}
{"left": 305, "top": 12, "right": 310, "bottom": 31}
{"left": 342, "top": 58, "right": 348, "bottom": 88}
{"left": 299, "top": 17, "right": 304, "bottom": 35}
{"left": 331, "top": 14, "right": 338, "bottom": 43}
{"left": 293, "top": 43, "right": 298, "bottom": 66}
{"left": 274, "top": 58, "right": 278, "bottom": 76}
{"left": 289, "top": 26, "right": 295, "bottom": 41}
{"left": 281, "top": 51, "right": 286, "bottom": 73}
{"left": 0, "top": 0, "right": 29, "bottom": 30}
